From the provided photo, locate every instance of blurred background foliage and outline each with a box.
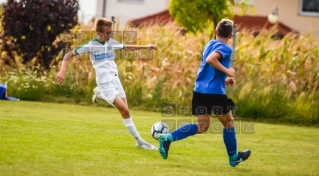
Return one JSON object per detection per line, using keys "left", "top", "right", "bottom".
{"left": 1, "top": 0, "right": 79, "bottom": 69}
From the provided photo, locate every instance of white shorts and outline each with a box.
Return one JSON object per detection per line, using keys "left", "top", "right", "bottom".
{"left": 97, "top": 78, "right": 126, "bottom": 105}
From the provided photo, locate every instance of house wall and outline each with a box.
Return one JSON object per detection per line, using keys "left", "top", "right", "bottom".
{"left": 95, "top": 0, "right": 318, "bottom": 35}
{"left": 251, "top": 0, "right": 319, "bottom": 35}
{"left": 96, "top": 0, "right": 169, "bottom": 27}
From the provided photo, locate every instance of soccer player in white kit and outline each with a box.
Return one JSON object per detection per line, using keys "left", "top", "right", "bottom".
{"left": 56, "top": 18, "right": 158, "bottom": 150}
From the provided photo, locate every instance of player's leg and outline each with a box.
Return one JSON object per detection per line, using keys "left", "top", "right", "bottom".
{"left": 159, "top": 113, "right": 210, "bottom": 159}
{"left": 113, "top": 95, "right": 140, "bottom": 141}
{"left": 121, "top": 97, "right": 128, "bottom": 107}
{"left": 159, "top": 92, "right": 212, "bottom": 159}
{"left": 112, "top": 95, "right": 130, "bottom": 118}
{"left": 92, "top": 82, "right": 157, "bottom": 150}
{"left": 162, "top": 113, "right": 210, "bottom": 141}
{"left": 216, "top": 110, "right": 251, "bottom": 167}
{"left": 115, "top": 81, "right": 157, "bottom": 150}
{"left": 197, "top": 114, "right": 211, "bottom": 133}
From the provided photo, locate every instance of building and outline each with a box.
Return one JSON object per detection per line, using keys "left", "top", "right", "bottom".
{"left": 95, "top": 0, "right": 170, "bottom": 28}
{"left": 95, "top": 0, "right": 319, "bottom": 36}
{"left": 241, "top": 0, "right": 319, "bottom": 36}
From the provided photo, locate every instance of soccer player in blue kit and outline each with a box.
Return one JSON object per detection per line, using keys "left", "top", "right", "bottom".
{"left": 158, "top": 19, "right": 251, "bottom": 167}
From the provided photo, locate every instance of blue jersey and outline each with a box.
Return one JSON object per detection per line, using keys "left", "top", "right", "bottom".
{"left": 194, "top": 40, "right": 232, "bottom": 94}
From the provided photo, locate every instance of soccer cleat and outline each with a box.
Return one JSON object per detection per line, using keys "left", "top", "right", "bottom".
{"left": 229, "top": 149, "right": 251, "bottom": 167}
{"left": 136, "top": 142, "right": 158, "bottom": 150}
{"left": 159, "top": 135, "right": 171, "bottom": 159}
{"left": 92, "top": 87, "right": 101, "bottom": 103}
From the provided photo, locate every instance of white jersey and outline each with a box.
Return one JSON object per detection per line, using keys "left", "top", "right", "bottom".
{"left": 74, "top": 38, "right": 124, "bottom": 83}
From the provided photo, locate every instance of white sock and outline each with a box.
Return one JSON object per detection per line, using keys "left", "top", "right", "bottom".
{"left": 123, "top": 118, "right": 145, "bottom": 144}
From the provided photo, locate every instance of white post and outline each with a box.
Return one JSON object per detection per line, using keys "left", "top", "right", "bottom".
{"left": 231, "top": 25, "right": 237, "bottom": 68}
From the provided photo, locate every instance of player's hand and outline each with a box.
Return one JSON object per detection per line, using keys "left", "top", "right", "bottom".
{"left": 226, "top": 67, "right": 235, "bottom": 77}
{"left": 147, "top": 44, "right": 157, "bottom": 50}
{"left": 56, "top": 71, "right": 66, "bottom": 84}
{"left": 225, "top": 77, "right": 235, "bottom": 86}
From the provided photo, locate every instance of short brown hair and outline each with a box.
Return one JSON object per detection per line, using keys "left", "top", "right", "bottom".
{"left": 216, "top": 19, "right": 233, "bottom": 38}
{"left": 95, "top": 18, "right": 113, "bottom": 32}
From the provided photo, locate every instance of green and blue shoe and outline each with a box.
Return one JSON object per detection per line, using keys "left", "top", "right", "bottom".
{"left": 159, "top": 134, "right": 172, "bottom": 159}
{"left": 229, "top": 149, "right": 251, "bottom": 167}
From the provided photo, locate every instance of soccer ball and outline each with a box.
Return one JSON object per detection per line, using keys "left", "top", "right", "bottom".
{"left": 150, "top": 122, "right": 170, "bottom": 140}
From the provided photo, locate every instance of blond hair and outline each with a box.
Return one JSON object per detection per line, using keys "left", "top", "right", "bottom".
{"left": 95, "top": 18, "right": 113, "bottom": 32}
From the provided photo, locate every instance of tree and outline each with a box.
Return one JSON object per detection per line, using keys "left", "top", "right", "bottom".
{"left": 1, "top": 0, "right": 79, "bottom": 70}
{"left": 169, "top": 0, "right": 250, "bottom": 36}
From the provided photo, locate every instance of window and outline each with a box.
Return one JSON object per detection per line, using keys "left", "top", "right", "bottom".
{"left": 300, "top": 0, "right": 319, "bottom": 16}
{"left": 236, "top": 0, "right": 253, "bottom": 5}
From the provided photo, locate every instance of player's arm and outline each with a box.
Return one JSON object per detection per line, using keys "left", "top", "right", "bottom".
{"left": 206, "top": 51, "right": 235, "bottom": 77}
{"left": 124, "top": 44, "right": 157, "bottom": 50}
{"left": 56, "top": 42, "right": 90, "bottom": 83}
{"left": 110, "top": 38, "right": 157, "bottom": 51}
{"left": 56, "top": 51, "right": 76, "bottom": 84}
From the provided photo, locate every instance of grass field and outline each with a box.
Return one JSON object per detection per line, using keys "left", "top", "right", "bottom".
{"left": 0, "top": 101, "right": 318, "bottom": 176}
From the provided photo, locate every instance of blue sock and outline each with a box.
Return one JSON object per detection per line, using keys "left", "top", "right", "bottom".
{"left": 223, "top": 127, "right": 238, "bottom": 158}
{"left": 168, "top": 124, "right": 198, "bottom": 142}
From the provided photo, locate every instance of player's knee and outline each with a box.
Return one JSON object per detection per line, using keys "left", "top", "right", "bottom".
{"left": 118, "top": 107, "right": 130, "bottom": 118}
{"left": 223, "top": 116, "right": 234, "bottom": 129}
{"left": 197, "top": 122, "right": 210, "bottom": 133}
{"left": 217, "top": 111, "right": 234, "bottom": 128}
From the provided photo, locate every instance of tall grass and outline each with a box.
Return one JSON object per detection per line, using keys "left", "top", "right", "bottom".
{"left": 1, "top": 24, "right": 318, "bottom": 125}
{"left": 230, "top": 29, "right": 319, "bottom": 124}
